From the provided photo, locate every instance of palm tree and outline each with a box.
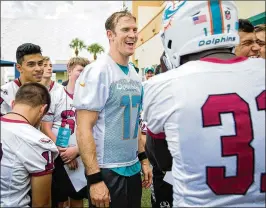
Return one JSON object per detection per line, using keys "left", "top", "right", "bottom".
{"left": 87, "top": 43, "right": 105, "bottom": 60}
{"left": 69, "top": 38, "right": 86, "bottom": 56}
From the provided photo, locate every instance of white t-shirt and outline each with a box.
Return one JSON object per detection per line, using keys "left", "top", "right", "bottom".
{"left": 0, "top": 117, "right": 58, "bottom": 207}
{"left": 143, "top": 57, "right": 265, "bottom": 207}
{"left": 73, "top": 54, "right": 142, "bottom": 168}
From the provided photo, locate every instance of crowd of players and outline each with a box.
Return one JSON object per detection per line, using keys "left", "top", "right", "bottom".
{"left": 0, "top": 1, "right": 265, "bottom": 208}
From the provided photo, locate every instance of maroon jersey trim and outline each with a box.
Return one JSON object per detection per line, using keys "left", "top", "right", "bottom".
{"left": 49, "top": 81, "right": 55, "bottom": 92}
{"left": 200, "top": 56, "right": 248, "bottom": 64}
{"left": 31, "top": 169, "right": 53, "bottom": 177}
{"left": 147, "top": 128, "right": 166, "bottom": 139}
{"left": 64, "top": 88, "right": 73, "bottom": 99}
{"left": 14, "top": 79, "right": 22, "bottom": 87}
{"left": 0, "top": 117, "right": 28, "bottom": 124}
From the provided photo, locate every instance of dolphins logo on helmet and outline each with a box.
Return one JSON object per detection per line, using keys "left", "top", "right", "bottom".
{"left": 163, "top": 1, "right": 187, "bottom": 31}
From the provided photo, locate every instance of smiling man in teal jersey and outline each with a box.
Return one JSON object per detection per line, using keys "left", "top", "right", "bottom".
{"left": 73, "top": 10, "right": 152, "bottom": 208}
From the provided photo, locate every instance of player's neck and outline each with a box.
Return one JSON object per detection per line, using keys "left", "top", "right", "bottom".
{"left": 108, "top": 49, "right": 129, "bottom": 66}
{"left": 66, "top": 79, "right": 75, "bottom": 94}
{"left": 5, "top": 105, "right": 38, "bottom": 126}
{"left": 18, "top": 76, "right": 31, "bottom": 85}
{"left": 181, "top": 49, "right": 235, "bottom": 65}
{"left": 40, "top": 78, "right": 52, "bottom": 87}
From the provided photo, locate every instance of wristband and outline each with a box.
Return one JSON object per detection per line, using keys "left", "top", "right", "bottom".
{"left": 86, "top": 172, "right": 103, "bottom": 185}
{"left": 138, "top": 152, "right": 148, "bottom": 161}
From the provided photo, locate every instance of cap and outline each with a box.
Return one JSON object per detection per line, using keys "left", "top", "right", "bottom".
{"left": 145, "top": 67, "right": 155, "bottom": 74}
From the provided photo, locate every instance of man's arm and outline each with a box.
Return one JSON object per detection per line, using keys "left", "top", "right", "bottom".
{"left": 76, "top": 110, "right": 100, "bottom": 174}
{"left": 138, "top": 129, "right": 147, "bottom": 153}
{"left": 138, "top": 128, "right": 152, "bottom": 189}
{"left": 40, "top": 121, "right": 57, "bottom": 143}
{"left": 76, "top": 109, "right": 110, "bottom": 207}
{"left": 31, "top": 174, "right": 52, "bottom": 207}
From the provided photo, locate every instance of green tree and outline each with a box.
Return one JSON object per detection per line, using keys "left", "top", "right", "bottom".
{"left": 69, "top": 38, "right": 86, "bottom": 56}
{"left": 87, "top": 43, "right": 105, "bottom": 60}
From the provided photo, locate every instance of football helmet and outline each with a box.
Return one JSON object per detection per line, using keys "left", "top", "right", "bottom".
{"left": 161, "top": 0, "right": 239, "bottom": 68}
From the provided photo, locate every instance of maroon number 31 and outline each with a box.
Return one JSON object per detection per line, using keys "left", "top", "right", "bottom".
{"left": 202, "top": 91, "right": 265, "bottom": 194}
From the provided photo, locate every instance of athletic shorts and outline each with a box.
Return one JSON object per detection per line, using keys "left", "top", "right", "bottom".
{"left": 151, "top": 167, "right": 173, "bottom": 208}
{"left": 52, "top": 156, "right": 88, "bottom": 205}
{"left": 87, "top": 168, "right": 142, "bottom": 208}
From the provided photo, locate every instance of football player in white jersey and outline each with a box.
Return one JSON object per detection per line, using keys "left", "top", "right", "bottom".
{"left": 1, "top": 43, "right": 44, "bottom": 117}
{"left": 141, "top": 53, "right": 174, "bottom": 208}
{"left": 143, "top": 1, "right": 265, "bottom": 207}
{"left": 40, "top": 56, "right": 66, "bottom": 134}
{"left": 41, "top": 57, "right": 89, "bottom": 208}
{"left": 73, "top": 10, "right": 152, "bottom": 208}
{"left": 0, "top": 82, "right": 58, "bottom": 207}
{"left": 41, "top": 56, "right": 64, "bottom": 93}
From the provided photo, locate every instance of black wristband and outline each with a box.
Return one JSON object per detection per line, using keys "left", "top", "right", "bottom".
{"left": 138, "top": 152, "right": 148, "bottom": 161}
{"left": 86, "top": 172, "right": 103, "bottom": 185}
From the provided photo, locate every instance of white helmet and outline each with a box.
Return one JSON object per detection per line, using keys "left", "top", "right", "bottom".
{"left": 161, "top": 0, "right": 239, "bottom": 68}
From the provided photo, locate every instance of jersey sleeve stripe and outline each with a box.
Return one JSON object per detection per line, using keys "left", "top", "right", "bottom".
{"left": 147, "top": 128, "right": 166, "bottom": 139}
{"left": 30, "top": 170, "right": 53, "bottom": 177}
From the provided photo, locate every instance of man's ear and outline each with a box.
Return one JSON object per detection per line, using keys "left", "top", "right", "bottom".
{"left": 40, "top": 104, "right": 48, "bottom": 116}
{"left": 11, "top": 100, "right": 15, "bottom": 109}
{"left": 16, "top": 63, "right": 23, "bottom": 73}
{"left": 107, "top": 30, "right": 114, "bottom": 41}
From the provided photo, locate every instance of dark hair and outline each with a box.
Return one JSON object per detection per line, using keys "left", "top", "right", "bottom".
{"left": 160, "top": 51, "right": 169, "bottom": 73}
{"left": 16, "top": 43, "right": 42, "bottom": 64}
{"left": 15, "top": 82, "right": 51, "bottom": 114}
{"left": 105, "top": 9, "right": 136, "bottom": 32}
{"left": 155, "top": 64, "right": 161, "bottom": 75}
{"left": 238, "top": 19, "right": 254, "bottom": 33}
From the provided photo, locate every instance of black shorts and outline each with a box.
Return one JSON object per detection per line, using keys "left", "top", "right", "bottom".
{"left": 52, "top": 156, "right": 88, "bottom": 205}
{"left": 151, "top": 167, "right": 173, "bottom": 208}
{"left": 87, "top": 168, "right": 142, "bottom": 208}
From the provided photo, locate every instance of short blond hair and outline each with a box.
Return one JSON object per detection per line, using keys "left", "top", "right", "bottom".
{"left": 67, "top": 57, "right": 90, "bottom": 71}
{"left": 43, "top": 56, "right": 50, "bottom": 62}
{"left": 105, "top": 9, "right": 136, "bottom": 32}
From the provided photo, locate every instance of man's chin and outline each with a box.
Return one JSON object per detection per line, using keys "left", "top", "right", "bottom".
{"left": 35, "top": 78, "right": 43, "bottom": 82}
{"left": 124, "top": 50, "right": 135, "bottom": 57}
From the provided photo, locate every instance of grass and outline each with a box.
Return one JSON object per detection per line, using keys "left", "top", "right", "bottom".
{"left": 141, "top": 187, "right": 152, "bottom": 208}
{"left": 83, "top": 187, "right": 151, "bottom": 207}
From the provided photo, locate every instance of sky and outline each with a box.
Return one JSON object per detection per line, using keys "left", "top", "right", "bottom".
{"left": 1, "top": 1, "right": 132, "bottom": 62}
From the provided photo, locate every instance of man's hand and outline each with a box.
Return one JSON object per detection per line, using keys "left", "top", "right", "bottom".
{"left": 67, "top": 159, "right": 79, "bottom": 170}
{"left": 60, "top": 146, "right": 79, "bottom": 164}
{"left": 141, "top": 159, "right": 152, "bottom": 189}
{"left": 90, "top": 181, "right": 110, "bottom": 207}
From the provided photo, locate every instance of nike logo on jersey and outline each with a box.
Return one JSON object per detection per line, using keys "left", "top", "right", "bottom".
{"left": 79, "top": 82, "right": 85, "bottom": 87}
{"left": 163, "top": 0, "right": 187, "bottom": 20}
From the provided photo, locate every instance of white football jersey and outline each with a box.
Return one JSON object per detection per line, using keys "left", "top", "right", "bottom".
{"left": 73, "top": 54, "right": 142, "bottom": 168}
{"left": 0, "top": 79, "right": 21, "bottom": 116}
{"left": 143, "top": 57, "right": 265, "bottom": 207}
{"left": 42, "top": 81, "right": 65, "bottom": 123}
{"left": 0, "top": 117, "right": 58, "bottom": 207}
{"left": 51, "top": 88, "right": 77, "bottom": 144}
